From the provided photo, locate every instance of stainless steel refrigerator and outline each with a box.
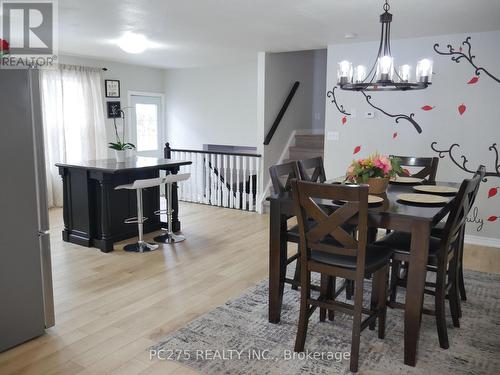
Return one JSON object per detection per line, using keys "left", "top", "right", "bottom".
{"left": 0, "top": 68, "right": 55, "bottom": 352}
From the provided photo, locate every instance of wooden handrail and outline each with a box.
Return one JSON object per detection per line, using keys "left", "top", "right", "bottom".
{"left": 164, "top": 143, "right": 261, "bottom": 158}
{"left": 263, "top": 81, "right": 300, "bottom": 146}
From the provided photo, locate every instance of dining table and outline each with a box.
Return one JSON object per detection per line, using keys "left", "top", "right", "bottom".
{"left": 267, "top": 179, "right": 461, "bottom": 367}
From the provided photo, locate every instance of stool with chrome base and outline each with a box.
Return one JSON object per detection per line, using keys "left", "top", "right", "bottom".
{"left": 154, "top": 173, "right": 191, "bottom": 244}
{"left": 115, "top": 177, "right": 167, "bottom": 252}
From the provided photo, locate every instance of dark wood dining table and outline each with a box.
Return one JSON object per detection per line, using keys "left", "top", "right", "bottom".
{"left": 267, "top": 180, "right": 461, "bottom": 367}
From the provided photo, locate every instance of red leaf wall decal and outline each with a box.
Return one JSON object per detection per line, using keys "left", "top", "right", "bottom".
{"left": 458, "top": 103, "right": 467, "bottom": 115}
{"left": 488, "top": 187, "right": 499, "bottom": 198}
{"left": 467, "top": 76, "right": 479, "bottom": 84}
{"left": 421, "top": 105, "right": 434, "bottom": 111}
{"left": 487, "top": 216, "right": 498, "bottom": 222}
{"left": 341, "top": 116, "right": 347, "bottom": 125}
{"left": 353, "top": 145, "right": 361, "bottom": 155}
{"left": 392, "top": 132, "right": 398, "bottom": 139}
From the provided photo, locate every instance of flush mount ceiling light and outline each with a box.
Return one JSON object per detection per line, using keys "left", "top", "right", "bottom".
{"left": 117, "top": 32, "right": 149, "bottom": 54}
{"left": 337, "top": 0, "right": 433, "bottom": 91}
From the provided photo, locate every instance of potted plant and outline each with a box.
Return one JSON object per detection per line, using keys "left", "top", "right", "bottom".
{"left": 346, "top": 153, "right": 406, "bottom": 194}
{"left": 108, "top": 107, "right": 135, "bottom": 162}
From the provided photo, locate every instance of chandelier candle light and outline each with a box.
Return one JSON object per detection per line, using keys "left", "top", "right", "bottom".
{"left": 338, "top": 1, "right": 433, "bottom": 91}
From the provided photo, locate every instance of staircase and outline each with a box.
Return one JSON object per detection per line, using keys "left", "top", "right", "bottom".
{"left": 284, "top": 133, "right": 324, "bottom": 163}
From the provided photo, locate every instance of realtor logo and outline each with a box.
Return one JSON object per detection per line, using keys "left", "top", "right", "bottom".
{"left": 1, "top": 0, "right": 58, "bottom": 67}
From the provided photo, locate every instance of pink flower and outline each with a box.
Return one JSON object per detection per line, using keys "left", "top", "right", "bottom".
{"left": 374, "top": 155, "right": 392, "bottom": 175}
{"left": 347, "top": 165, "right": 355, "bottom": 175}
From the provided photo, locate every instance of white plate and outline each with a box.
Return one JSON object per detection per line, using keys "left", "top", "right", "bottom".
{"left": 397, "top": 193, "right": 449, "bottom": 205}
{"left": 413, "top": 185, "right": 459, "bottom": 194}
{"left": 390, "top": 176, "right": 423, "bottom": 184}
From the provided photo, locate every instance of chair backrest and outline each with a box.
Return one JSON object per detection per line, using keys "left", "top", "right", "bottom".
{"left": 164, "top": 173, "right": 191, "bottom": 184}
{"left": 298, "top": 157, "right": 327, "bottom": 183}
{"left": 269, "top": 161, "right": 301, "bottom": 195}
{"left": 441, "top": 171, "right": 482, "bottom": 250}
{"left": 391, "top": 155, "right": 439, "bottom": 182}
{"left": 291, "top": 179, "right": 369, "bottom": 271}
{"left": 469, "top": 165, "right": 486, "bottom": 207}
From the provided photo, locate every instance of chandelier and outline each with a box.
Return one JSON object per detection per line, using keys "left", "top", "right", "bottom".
{"left": 337, "top": 1, "right": 433, "bottom": 91}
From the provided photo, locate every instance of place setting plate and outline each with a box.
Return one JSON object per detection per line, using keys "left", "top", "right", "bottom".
{"left": 389, "top": 176, "right": 424, "bottom": 184}
{"left": 396, "top": 193, "right": 449, "bottom": 205}
{"left": 334, "top": 195, "right": 384, "bottom": 206}
{"left": 413, "top": 185, "right": 459, "bottom": 194}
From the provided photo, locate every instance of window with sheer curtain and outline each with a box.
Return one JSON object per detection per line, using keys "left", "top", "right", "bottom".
{"left": 40, "top": 64, "right": 108, "bottom": 207}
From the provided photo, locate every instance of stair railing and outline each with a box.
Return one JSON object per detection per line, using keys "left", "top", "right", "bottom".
{"left": 164, "top": 143, "right": 261, "bottom": 212}
{"left": 263, "top": 81, "right": 300, "bottom": 145}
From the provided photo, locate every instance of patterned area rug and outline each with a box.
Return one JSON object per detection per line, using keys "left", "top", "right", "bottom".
{"left": 152, "top": 270, "right": 500, "bottom": 374}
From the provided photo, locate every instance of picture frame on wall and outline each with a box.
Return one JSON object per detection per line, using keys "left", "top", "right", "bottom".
{"left": 105, "top": 79, "right": 120, "bottom": 98}
{"left": 107, "top": 101, "right": 121, "bottom": 118}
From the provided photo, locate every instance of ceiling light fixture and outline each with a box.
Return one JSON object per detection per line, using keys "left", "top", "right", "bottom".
{"left": 337, "top": 1, "right": 433, "bottom": 91}
{"left": 117, "top": 32, "right": 149, "bottom": 54}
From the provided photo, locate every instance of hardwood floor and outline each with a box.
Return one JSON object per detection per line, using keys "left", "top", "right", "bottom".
{"left": 0, "top": 202, "right": 498, "bottom": 374}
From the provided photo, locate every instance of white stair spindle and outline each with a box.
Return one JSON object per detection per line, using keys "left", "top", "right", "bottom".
{"left": 229, "top": 155, "right": 234, "bottom": 209}
{"left": 223, "top": 154, "right": 228, "bottom": 207}
{"left": 216, "top": 154, "right": 222, "bottom": 206}
{"left": 242, "top": 156, "right": 247, "bottom": 210}
{"left": 249, "top": 157, "right": 254, "bottom": 211}
{"left": 210, "top": 153, "right": 216, "bottom": 205}
{"left": 255, "top": 157, "right": 261, "bottom": 213}
{"left": 235, "top": 156, "right": 240, "bottom": 209}
{"left": 204, "top": 153, "right": 210, "bottom": 204}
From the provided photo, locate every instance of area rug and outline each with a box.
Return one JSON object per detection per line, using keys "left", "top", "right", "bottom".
{"left": 151, "top": 270, "right": 500, "bottom": 374}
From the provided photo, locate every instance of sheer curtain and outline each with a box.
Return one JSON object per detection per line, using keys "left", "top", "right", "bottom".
{"left": 40, "top": 64, "right": 108, "bottom": 207}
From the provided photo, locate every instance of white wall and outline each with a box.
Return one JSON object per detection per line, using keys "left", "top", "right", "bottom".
{"left": 324, "top": 30, "right": 500, "bottom": 243}
{"left": 59, "top": 54, "right": 166, "bottom": 157}
{"left": 163, "top": 61, "right": 258, "bottom": 150}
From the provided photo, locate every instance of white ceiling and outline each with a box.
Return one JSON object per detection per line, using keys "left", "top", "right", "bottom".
{"left": 59, "top": 0, "right": 500, "bottom": 69}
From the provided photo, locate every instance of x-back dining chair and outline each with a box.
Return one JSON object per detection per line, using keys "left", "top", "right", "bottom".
{"left": 391, "top": 155, "right": 439, "bottom": 182}
{"left": 291, "top": 180, "right": 392, "bottom": 372}
{"left": 375, "top": 172, "right": 482, "bottom": 349}
{"left": 298, "top": 156, "right": 327, "bottom": 183}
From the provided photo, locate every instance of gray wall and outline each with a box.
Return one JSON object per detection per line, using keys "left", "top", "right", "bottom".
{"left": 163, "top": 61, "right": 258, "bottom": 150}
{"left": 324, "top": 30, "right": 500, "bottom": 243}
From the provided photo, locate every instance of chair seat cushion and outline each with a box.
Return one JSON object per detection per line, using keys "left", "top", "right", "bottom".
{"left": 374, "top": 231, "right": 442, "bottom": 258}
{"left": 310, "top": 242, "right": 393, "bottom": 274}
{"left": 431, "top": 221, "right": 445, "bottom": 238}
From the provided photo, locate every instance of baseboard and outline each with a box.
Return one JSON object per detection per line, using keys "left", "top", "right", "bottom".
{"left": 464, "top": 234, "right": 500, "bottom": 248}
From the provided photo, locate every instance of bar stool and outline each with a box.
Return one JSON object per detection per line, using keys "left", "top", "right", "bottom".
{"left": 154, "top": 173, "right": 191, "bottom": 244}
{"left": 115, "top": 177, "right": 167, "bottom": 252}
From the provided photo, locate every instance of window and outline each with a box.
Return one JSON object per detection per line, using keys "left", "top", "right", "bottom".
{"left": 135, "top": 103, "right": 158, "bottom": 151}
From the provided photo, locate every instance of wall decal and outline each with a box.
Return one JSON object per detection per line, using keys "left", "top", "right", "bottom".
{"left": 467, "top": 76, "right": 479, "bottom": 85}
{"left": 488, "top": 187, "right": 499, "bottom": 198}
{"left": 326, "top": 86, "right": 351, "bottom": 116}
{"left": 341, "top": 116, "right": 347, "bottom": 125}
{"left": 392, "top": 132, "right": 398, "bottom": 139}
{"left": 421, "top": 105, "right": 435, "bottom": 111}
{"left": 487, "top": 216, "right": 499, "bottom": 222}
{"left": 434, "top": 36, "right": 500, "bottom": 84}
{"left": 360, "top": 91, "right": 423, "bottom": 133}
{"left": 458, "top": 103, "right": 467, "bottom": 115}
{"left": 353, "top": 145, "right": 361, "bottom": 155}
{"left": 430, "top": 142, "right": 500, "bottom": 181}
{"left": 466, "top": 207, "right": 484, "bottom": 232}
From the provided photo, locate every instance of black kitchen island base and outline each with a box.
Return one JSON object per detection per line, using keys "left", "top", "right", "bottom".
{"left": 57, "top": 157, "right": 191, "bottom": 252}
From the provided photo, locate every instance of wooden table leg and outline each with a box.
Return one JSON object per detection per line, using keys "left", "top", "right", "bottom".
{"left": 404, "top": 220, "right": 430, "bottom": 366}
{"left": 269, "top": 199, "right": 287, "bottom": 323}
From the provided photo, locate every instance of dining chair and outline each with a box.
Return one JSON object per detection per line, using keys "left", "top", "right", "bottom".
{"left": 391, "top": 155, "right": 439, "bottom": 182}
{"left": 431, "top": 165, "right": 486, "bottom": 308}
{"left": 269, "top": 161, "right": 303, "bottom": 290}
{"left": 375, "top": 173, "right": 482, "bottom": 349}
{"left": 298, "top": 156, "right": 327, "bottom": 183}
{"left": 291, "top": 180, "right": 392, "bottom": 373}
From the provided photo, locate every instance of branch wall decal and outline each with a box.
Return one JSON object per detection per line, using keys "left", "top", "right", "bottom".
{"left": 430, "top": 142, "right": 500, "bottom": 181}
{"left": 434, "top": 36, "right": 500, "bottom": 84}
{"left": 361, "top": 91, "right": 423, "bottom": 133}
{"left": 326, "top": 86, "right": 351, "bottom": 116}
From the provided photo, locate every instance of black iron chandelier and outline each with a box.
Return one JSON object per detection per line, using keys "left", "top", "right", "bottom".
{"left": 337, "top": 1, "right": 433, "bottom": 91}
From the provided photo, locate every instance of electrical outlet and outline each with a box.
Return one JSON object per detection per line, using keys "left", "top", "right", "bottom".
{"left": 327, "top": 131, "right": 340, "bottom": 141}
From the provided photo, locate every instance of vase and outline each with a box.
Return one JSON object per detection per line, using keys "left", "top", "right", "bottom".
{"left": 367, "top": 177, "right": 389, "bottom": 194}
{"left": 114, "top": 150, "right": 126, "bottom": 163}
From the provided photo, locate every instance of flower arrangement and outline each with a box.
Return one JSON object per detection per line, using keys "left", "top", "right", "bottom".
{"left": 346, "top": 153, "right": 406, "bottom": 184}
{"left": 108, "top": 107, "right": 136, "bottom": 151}
{"left": 0, "top": 39, "right": 10, "bottom": 57}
